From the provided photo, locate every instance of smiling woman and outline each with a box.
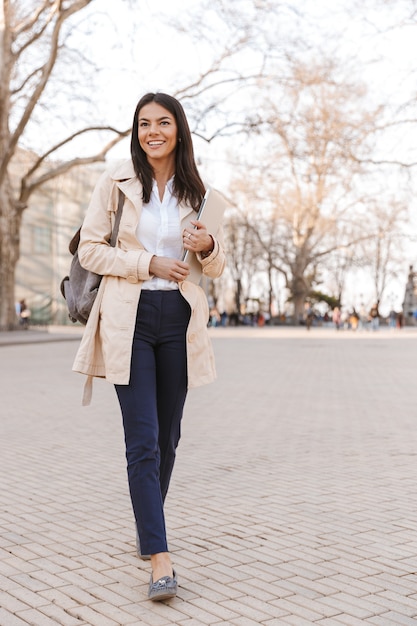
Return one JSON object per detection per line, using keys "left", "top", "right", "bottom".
{"left": 130, "top": 92, "right": 207, "bottom": 212}
{"left": 72, "top": 92, "right": 226, "bottom": 602}
{"left": 138, "top": 103, "right": 178, "bottom": 193}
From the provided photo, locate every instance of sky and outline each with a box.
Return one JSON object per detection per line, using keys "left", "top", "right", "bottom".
{"left": 31, "top": 0, "right": 416, "bottom": 161}
{"left": 84, "top": 1, "right": 417, "bottom": 312}
{"left": 68, "top": 0, "right": 417, "bottom": 159}
{"left": 21, "top": 0, "right": 417, "bottom": 314}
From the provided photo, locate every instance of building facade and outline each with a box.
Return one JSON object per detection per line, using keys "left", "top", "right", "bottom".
{"left": 15, "top": 155, "right": 106, "bottom": 325}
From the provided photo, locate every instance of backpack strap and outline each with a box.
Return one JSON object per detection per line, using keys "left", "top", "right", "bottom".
{"left": 68, "top": 189, "right": 125, "bottom": 256}
{"left": 110, "top": 190, "right": 125, "bottom": 247}
{"left": 69, "top": 228, "right": 81, "bottom": 255}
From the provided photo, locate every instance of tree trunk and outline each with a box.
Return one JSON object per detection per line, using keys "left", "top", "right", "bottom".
{"left": 235, "top": 277, "right": 242, "bottom": 317}
{"left": 0, "top": 1, "right": 18, "bottom": 329}
{"left": 267, "top": 265, "right": 273, "bottom": 316}
{"left": 0, "top": 177, "right": 21, "bottom": 329}
{"left": 293, "top": 292, "right": 306, "bottom": 325}
{"left": 291, "top": 273, "right": 309, "bottom": 325}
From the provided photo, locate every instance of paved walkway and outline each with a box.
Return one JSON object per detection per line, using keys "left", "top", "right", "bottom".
{"left": 1, "top": 327, "right": 417, "bottom": 625}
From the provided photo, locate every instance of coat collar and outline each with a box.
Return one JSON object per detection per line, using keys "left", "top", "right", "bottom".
{"left": 110, "top": 159, "right": 136, "bottom": 181}
{"left": 110, "top": 160, "right": 141, "bottom": 214}
{"left": 110, "top": 159, "right": 194, "bottom": 221}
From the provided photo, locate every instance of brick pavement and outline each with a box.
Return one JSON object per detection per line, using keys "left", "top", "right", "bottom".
{"left": 1, "top": 326, "right": 417, "bottom": 625}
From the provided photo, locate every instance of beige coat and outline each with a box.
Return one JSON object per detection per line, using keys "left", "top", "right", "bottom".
{"left": 72, "top": 160, "right": 226, "bottom": 404}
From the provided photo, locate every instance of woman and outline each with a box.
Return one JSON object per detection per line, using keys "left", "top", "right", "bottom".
{"left": 73, "top": 92, "right": 226, "bottom": 601}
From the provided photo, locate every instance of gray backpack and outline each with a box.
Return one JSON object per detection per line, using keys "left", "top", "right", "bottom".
{"left": 60, "top": 190, "right": 125, "bottom": 325}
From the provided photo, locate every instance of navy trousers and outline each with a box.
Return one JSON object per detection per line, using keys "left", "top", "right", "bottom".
{"left": 115, "top": 290, "right": 191, "bottom": 555}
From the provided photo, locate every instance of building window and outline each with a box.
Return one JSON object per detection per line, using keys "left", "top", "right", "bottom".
{"left": 32, "top": 226, "right": 52, "bottom": 255}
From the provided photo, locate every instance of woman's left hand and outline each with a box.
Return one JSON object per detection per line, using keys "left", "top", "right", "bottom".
{"left": 183, "top": 221, "right": 213, "bottom": 255}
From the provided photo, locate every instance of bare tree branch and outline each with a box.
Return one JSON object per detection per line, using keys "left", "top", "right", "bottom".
{"left": 1, "top": 0, "right": 92, "bottom": 178}
{"left": 349, "top": 154, "right": 417, "bottom": 168}
{"left": 11, "top": 64, "right": 44, "bottom": 96}
{"left": 11, "top": 0, "right": 51, "bottom": 39}
{"left": 23, "top": 125, "right": 130, "bottom": 180}
{"left": 12, "top": 1, "right": 57, "bottom": 56}
{"left": 19, "top": 130, "right": 129, "bottom": 205}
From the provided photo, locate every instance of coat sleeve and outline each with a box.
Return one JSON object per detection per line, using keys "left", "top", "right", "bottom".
{"left": 197, "top": 224, "right": 226, "bottom": 279}
{"left": 78, "top": 170, "right": 153, "bottom": 282}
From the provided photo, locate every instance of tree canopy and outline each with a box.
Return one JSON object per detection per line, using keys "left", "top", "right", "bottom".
{"left": 1, "top": 0, "right": 416, "bottom": 327}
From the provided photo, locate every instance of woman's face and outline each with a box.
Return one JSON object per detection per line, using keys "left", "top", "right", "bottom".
{"left": 138, "top": 102, "right": 178, "bottom": 165}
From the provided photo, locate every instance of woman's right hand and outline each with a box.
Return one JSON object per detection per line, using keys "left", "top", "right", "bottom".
{"left": 149, "top": 256, "right": 190, "bottom": 282}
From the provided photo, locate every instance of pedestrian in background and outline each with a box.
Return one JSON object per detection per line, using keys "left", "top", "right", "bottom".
{"left": 17, "top": 299, "right": 31, "bottom": 329}
{"left": 73, "top": 92, "right": 226, "bottom": 601}
{"left": 332, "top": 306, "right": 341, "bottom": 330}
{"left": 369, "top": 303, "right": 379, "bottom": 331}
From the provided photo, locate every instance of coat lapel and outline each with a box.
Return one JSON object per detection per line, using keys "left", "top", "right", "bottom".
{"left": 110, "top": 158, "right": 195, "bottom": 223}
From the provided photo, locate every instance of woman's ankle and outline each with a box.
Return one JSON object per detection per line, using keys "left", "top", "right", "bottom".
{"left": 150, "top": 552, "right": 173, "bottom": 582}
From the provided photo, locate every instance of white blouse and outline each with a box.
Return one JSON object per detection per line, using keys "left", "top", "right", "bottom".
{"left": 136, "top": 177, "right": 183, "bottom": 290}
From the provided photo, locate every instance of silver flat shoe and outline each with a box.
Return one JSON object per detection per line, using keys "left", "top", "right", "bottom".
{"left": 135, "top": 528, "right": 150, "bottom": 560}
{"left": 148, "top": 569, "right": 177, "bottom": 602}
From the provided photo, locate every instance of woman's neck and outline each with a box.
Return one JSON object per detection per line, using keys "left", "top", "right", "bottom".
{"left": 150, "top": 159, "right": 175, "bottom": 201}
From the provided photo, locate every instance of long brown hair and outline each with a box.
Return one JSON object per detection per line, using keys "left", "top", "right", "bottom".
{"left": 130, "top": 92, "right": 205, "bottom": 211}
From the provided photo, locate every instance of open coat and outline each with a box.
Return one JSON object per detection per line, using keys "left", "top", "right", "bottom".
{"left": 72, "top": 160, "right": 226, "bottom": 404}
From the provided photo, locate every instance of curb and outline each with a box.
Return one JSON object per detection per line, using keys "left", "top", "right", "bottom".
{"left": 0, "top": 328, "right": 83, "bottom": 347}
